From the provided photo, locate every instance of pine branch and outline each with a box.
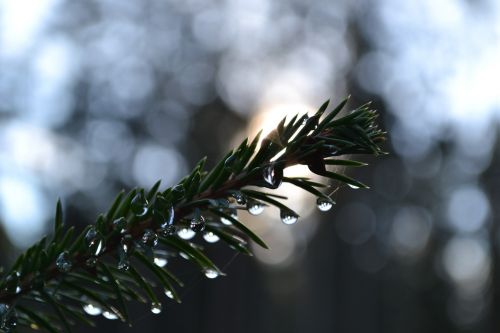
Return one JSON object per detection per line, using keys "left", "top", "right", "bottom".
{"left": 0, "top": 98, "right": 385, "bottom": 332}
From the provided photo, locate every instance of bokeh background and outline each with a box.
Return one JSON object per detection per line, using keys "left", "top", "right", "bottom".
{"left": 1, "top": 0, "right": 500, "bottom": 332}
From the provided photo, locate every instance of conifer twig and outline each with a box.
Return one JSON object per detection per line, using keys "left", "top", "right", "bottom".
{"left": 0, "top": 97, "right": 385, "bottom": 332}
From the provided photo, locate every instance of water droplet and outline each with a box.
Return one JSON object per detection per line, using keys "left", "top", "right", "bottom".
{"left": 153, "top": 257, "right": 168, "bottom": 267}
{"left": 190, "top": 214, "right": 206, "bottom": 232}
{"left": 151, "top": 302, "right": 162, "bottom": 315}
{"left": 85, "top": 257, "right": 98, "bottom": 267}
{"left": 231, "top": 192, "right": 247, "bottom": 205}
{"left": 0, "top": 303, "right": 17, "bottom": 332}
{"left": 302, "top": 116, "right": 309, "bottom": 125}
{"left": 83, "top": 304, "right": 102, "bottom": 316}
{"left": 224, "top": 154, "right": 238, "bottom": 171}
{"left": 316, "top": 197, "right": 334, "bottom": 212}
{"left": 203, "top": 231, "right": 220, "bottom": 243}
{"left": 220, "top": 209, "right": 237, "bottom": 225}
{"left": 153, "top": 250, "right": 169, "bottom": 267}
{"left": 280, "top": 210, "right": 298, "bottom": 225}
{"left": 247, "top": 200, "right": 264, "bottom": 216}
{"left": 118, "top": 235, "right": 133, "bottom": 271}
{"left": 0, "top": 303, "right": 9, "bottom": 321}
{"left": 141, "top": 229, "right": 159, "bottom": 248}
{"left": 56, "top": 251, "right": 72, "bottom": 272}
{"left": 348, "top": 184, "right": 360, "bottom": 189}
{"left": 117, "top": 257, "right": 130, "bottom": 271}
{"left": 131, "top": 192, "right": 148, "bottom": 217}
{"left": 164, "top": 289, "right": 174, "bottom": 299}
{"left": 113, "top": 217, "right": 127, "bottom": 233}
{"left": 159, "top": 204, "right": 175, "bottom": 236}
{"left": 177, "top": 227, "right": 196, "bottom": 240}
{"left": 30, "top": 323, "right": 39, "bottom": 330}
{"left": 262, "top": 164, "right": 282, "bottom": 189}
{"left": 85, "top": 228, "right": 104, "bottom": 256}
{"left": 102, "top": 311, "right": 118, "bottom": 320}
{"left": 204, "top": 269, "right": 219, "bottom": 279}
{"left": 4, "top": 273, "right": 20, "bottom": 294}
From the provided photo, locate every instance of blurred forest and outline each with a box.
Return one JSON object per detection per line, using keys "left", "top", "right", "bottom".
{"left": 1, "top": 0, "right": 500, "bottom": 332}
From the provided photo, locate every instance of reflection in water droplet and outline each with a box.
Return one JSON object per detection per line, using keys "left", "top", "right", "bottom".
{"left": 151, "top": 302, "right": 162, "bottom": 315}
{"left": 164, "top": 289, "right": 174, "bottom": 299}
{"left": 177, "top": 227, "right": 196, "bottom": 240}
{"left": 190, "top": 214, "right": 206, "bottom": 232}
{"left": 204, "top": 269, "right": 219, "bottom": 279}
{"left": 179, "top": 252, "right": 190, "bottom": 260}
{"left": 280, "top": 210, "right": 298, "bottom": 225}
{"left": 316, "top": 197, "right": 334, "bottom": 212}
{"left": 102, "top": 311, "right": 118, "bottom": 320}
{"left": 142, "top": 229, "right": 159, "bottom": 248}
{"left": 247, "top": 200, "right": 264, "bottom": 216}
{"left": 56, "top": 251, "right": 72, "bottom": 272}
{"left": 348, "top": 184, "right": 360, "bottom": 189}
{"left": 203, "top": 231, "right": 220, "bottom": 243}
{"left": 83, "top": 304, "right": 102, "bottom": 316}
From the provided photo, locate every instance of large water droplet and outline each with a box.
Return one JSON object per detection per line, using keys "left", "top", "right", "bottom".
{"left": 280, "top": 210, "right": 298, "bottom": 225}
{"left": 85, "top": 228, "right": 104, "bottom": 256}
{"left": 141, "top": 229, "right": 159, "bottom": 248}
{"left": 316, "top": 197, "right": 334, "bottom": 212}
{"left": 203, "top": 231, "right": 220, "bottom": 243}
{"left": 102, "top": 311, "right": 118, "bottom": 320}
{"left": 190, "top": 214, "right": 206, "bottom": 232}
{"left": 151, "top": 302, "right": 162, "bottom": 315}
{"left": 56, "top": 251, "right": 72, "bottom": 272}
{"left": 83, "top": 304, "right": 102, "bottom": 316}
{"left": 262, "top": 164, "right": 283, "bottom": 189}
{"left": 131, "top": 192, "right": 148, "bottom": 217}
{"left": 231, "top": 192, "right": 247, "bottom": 205}
{"left": 113, "top": 217, "right": 127, "bottom": 233}
{"left": 247, "top": 200, "right": 264, "bottom": 216}
{"left": 164, "top": 289, "right": 174, "bottom": 299}
{"left": 204, "top": 269, "right": 219, "bottom": 279}
{"left": 177, "top": 227, "right": 196, "bottom": 240}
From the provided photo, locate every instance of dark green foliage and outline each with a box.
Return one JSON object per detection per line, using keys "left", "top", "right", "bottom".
{"left": 0, "top": 98, "right": 385, "bottom": 332}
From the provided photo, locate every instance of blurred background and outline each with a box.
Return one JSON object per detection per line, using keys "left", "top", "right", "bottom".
{"left": 1, "top": 0, "right": 499, "bottom": 332}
